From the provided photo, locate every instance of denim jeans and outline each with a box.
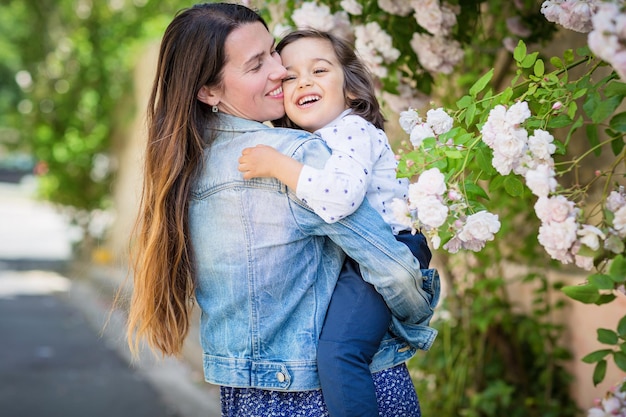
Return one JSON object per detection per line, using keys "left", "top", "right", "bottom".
{"left": 317, "top": 232, "right": 432, "bottom": 417}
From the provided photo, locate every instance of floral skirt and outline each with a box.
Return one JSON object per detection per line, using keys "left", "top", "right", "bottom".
{"left": 220, "top": 363, "right": 421, "bottom": 417}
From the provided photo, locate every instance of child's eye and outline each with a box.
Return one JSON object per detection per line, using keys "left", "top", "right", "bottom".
{"left": 313, "top": 68, "right": 328, "bottom": 75}
{"left": 283, "top": 75, "right": 296, "bottom": 82}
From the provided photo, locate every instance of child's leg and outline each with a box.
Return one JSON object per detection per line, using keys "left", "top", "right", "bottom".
{"left": 395, "top": 231, "right": 431, "bottom": 268}
{"left": 317, "top": 257, "right": 391, "bottom": 417}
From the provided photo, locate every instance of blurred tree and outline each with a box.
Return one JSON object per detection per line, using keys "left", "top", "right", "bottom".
{"left": 0, "top": 0, "right": 182, "bottom": 257}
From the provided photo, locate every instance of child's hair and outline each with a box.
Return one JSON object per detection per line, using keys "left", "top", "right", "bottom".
{"left": 273, "top": 29, "right": 386, "bottom": 130}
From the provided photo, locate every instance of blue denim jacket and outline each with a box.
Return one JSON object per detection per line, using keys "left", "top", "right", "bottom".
{"left": 189, "top": 114, "right": 440, "bottom": 391}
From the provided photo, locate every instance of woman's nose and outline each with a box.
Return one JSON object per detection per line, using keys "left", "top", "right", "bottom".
{"left": 271, "top": 54, "right": 287, "bottom": 79}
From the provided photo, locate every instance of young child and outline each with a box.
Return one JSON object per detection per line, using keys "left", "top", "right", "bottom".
{"left": 238, "top": 29, "right": 433, "bottom": 417}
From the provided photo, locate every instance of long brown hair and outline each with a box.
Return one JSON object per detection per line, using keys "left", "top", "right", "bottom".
{"left": 273, "top": 29, "right": 386, "bottom": 130}
{"left": 126, "top": 3, "right": 267, "bottom": 357}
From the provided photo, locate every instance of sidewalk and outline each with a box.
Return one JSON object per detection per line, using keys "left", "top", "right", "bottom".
{"left": 0, "top": 180, "right": 220, "bottom": 417}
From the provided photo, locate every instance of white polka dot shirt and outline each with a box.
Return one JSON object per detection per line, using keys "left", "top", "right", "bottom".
{"left": 296, "top": 110, "right": 409, "bottom": 234}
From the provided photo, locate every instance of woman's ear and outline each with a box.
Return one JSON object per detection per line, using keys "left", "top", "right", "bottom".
{"left": 197, "top": 85, "right": 220, "bottom": 106}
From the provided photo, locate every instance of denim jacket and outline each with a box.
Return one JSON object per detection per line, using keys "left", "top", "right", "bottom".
{"left": 189, "top": 114, "right": 440, "bottom": 391}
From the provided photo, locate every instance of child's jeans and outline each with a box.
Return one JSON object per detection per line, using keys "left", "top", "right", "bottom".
{"left": 317, "top": 231, "right": 431, "bottom": 417}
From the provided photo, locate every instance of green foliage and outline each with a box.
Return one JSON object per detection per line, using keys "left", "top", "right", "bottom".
{"left": 410, "top": 263, "right": 579, "bottom": 417}
{"left": 396, "top": 36, "right": 626, "bottom": 390}
{"left": 0, "top": 0, "right": 183, "bottom": 254}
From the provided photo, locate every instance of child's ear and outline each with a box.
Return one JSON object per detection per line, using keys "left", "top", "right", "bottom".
{"left": 197, "top": 85, "right": 220, "bottom": 106}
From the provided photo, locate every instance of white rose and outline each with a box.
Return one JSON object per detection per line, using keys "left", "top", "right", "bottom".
{"left": 505, "top": 101, "right": 531, "bottom": 127}
{"left": 492, "top": 128, "right": 527, "bottom": 159}
{"left": 538, "top": 217, "right": 578, "bottom": 252}
{"left": 410, "top": 123, "right": 436, "bottom": 147}
{"left": 606, "top": 189, "right": 626, "bottom": 212}
{"left": 613, "top": 205, "right": 626, "bottom": 233}
{"left": 340, "top": 0, "right": 362, "bottom": 15}
{"left": 415, "top": 167, "right": 447, "bottom": 196}
{"left": 481, "top": 105, "right": 507, "bottom": 147}
{"left": 390, "top": 198, "right": 413, "bottom": 228}
{"left": 528, "top": 129, "right": 556, "bottom": 160}
{"left": 416, "top": 195, "right": 449, "bottom": 228}
{"left": 399, "top": 108, "right": 422, "bottom": 133}
{"left": 457, "top": 211, "right": 500, "bottom": 242}
{"left": 443, "top": 236, "right": 463, "bottom": 253}
{"left": 574, "top": 254, "right": 594, "bottom": 271}
{"left": 426, "top": 107, "right": 454, "bottom": 135}
{"left": 524, "top": 164, "right": 557, "bottom": 197}
{"left": 577, "top": 224, "right": 605, "bottom": 251}
{"left": 534, "top": 195, "right": 575, "bottom": 224}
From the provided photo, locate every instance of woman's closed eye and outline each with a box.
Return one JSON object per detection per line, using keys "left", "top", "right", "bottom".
{"left": 250, "top": 50, "right": 279, "bottom": 72}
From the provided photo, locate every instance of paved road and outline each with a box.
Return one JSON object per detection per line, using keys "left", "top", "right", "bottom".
{"left": 0, "top": 180, "right": 220, "bottom": 417}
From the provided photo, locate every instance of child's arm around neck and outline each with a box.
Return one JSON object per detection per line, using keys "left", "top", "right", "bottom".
{"left": 238, "top": 144, "right": 303, "bottom": 190}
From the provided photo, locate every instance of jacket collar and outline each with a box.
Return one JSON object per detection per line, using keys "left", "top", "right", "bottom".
{"left": 212, "top": 113, "right": 273, "bottom": 133}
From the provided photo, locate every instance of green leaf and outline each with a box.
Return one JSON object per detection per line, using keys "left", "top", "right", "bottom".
{"left": 550, "top": 56, "right": 563, "bottom": 69}
{"left": 596, "top": 294, "right": 617, "bottom": 305}
{"left": 610, "top": 255, "right": 626, "bottom": 281}
{"left": 615, "top": 351, "right": 626, "bottom": 372}
{"left": 521, "top": 52, "right": 538, "bottom": 69}
{"left": 567, "top": 101, "right": 578, "bottom": 120}
{"left": 476, "top": 147, "right": 496, "bottom": 175}
{"left": 547, "top": 114, "right": 573, "bottom": 128}
{"left": 469, "top": 69, "right": 494, "bottom": 98}
{"left": 563, "top": 49, "right": 574, "bottom": 64}
{"left": 503, "top": 175, "right": 524, "bottom": 197}
{"left": 610, "top": 112, "right": 626, "bottom": 132}
{"left": 572, "top": 88, "right": 588, "bottom": 100}
{"left": 586, "top": 124, "right": 600, "bottom": 156}
{"left": 611, "top": 135, "right": 625, "bottom": 156}
{"left": 582, "top": 349, "right": 613, "bottom": 363}
{"left": 583, "top": 92, "right": 600, "bottom": 119}
{"left": 514, "top": 40, "right": 527, "bottom": 63}
{"left": 588, "top": 274, "right": 616, "bottom": 290}
{"left": 456, "top": 95, "right": 473, "bottom": 109}
{"left": 464, "top": 182, "right": 489, "bottom": 200}
{"left": 593, "top": 360, "right": 607, "bottom": 386}
{"left": 465, "top": 103, "right": 477, "bottom": 127}
{"left": 598, "top": 328, "right": 619, "bottom": 345}
{"left": 605, "top": 81, "right": 626, "bottom": 98}
{"left": 561, "top": 284, "right": 600, "bottom": 303}
{"left": 534, "top": 59, "right": 545, "bottom": 77}
{"left": 499, "top": 87, "right": 513, "bottom": 105}
{"left": 592, "top": 95, "right": 622, "bottom": 123}
{"left": 618, "top": 315, "right": 626, "bottom": 337}
{"left": 444, "top": 149, "right": 463, "bottom": 159}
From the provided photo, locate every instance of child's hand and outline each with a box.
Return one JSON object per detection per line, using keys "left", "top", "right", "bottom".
{"left": 238, "top": 144, "right": 281, "bottom": 179}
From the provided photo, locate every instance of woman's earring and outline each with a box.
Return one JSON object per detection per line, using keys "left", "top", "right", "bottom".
{"left": 212, "top": 105, "right": 218, "bottom": 113}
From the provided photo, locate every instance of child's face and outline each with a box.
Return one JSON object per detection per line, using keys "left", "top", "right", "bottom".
{"left": 279, "top": 37, "right": 348, "bottom": 132}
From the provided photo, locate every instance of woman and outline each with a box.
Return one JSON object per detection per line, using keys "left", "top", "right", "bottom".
{"left": 126, "top": 3, "right": 438, "bottom": 416}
